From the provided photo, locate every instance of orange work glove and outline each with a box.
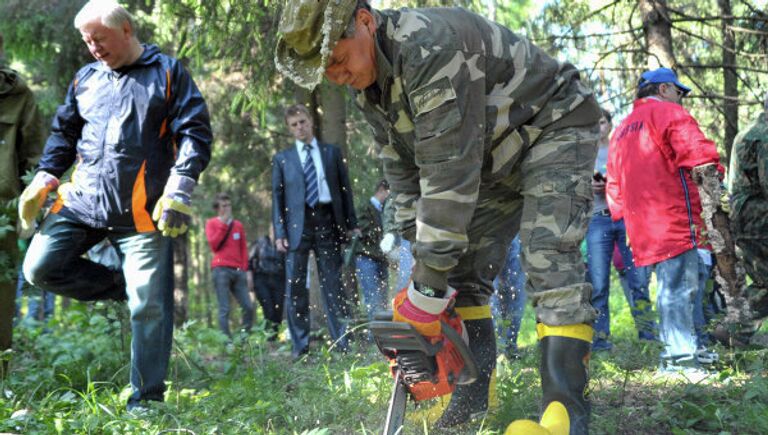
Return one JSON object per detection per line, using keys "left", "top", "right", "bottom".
{"left": 392, "top": 282, "right": 456, "bottom": 340}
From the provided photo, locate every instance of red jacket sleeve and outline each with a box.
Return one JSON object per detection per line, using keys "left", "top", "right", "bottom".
{"left": 662, "top": 106, "right": 721, "bottom": 169}
{"left": 606, "top": 138, "right": 624, "bottom": 221}
{"left": 205, "top": 218, "right": 227, "bottom": 252}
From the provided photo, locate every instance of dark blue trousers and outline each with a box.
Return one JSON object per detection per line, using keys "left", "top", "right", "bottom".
{"left": 284, "top": 204, "right": 349, "bottom": 357}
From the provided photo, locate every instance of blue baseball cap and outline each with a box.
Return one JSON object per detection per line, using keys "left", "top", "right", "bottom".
{"left": 638, "top": 67, "right": 691, "bottom": 95}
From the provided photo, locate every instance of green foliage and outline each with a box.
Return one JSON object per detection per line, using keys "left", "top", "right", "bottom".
{"left": 0, "top": 0, "right": 90, "bottom": 98}
{"left": 4, "top": 272, "right": 768, "bottom": 434}
{"left": 526, "top": 0, "right": 767, "bottom": 155}
{"left": 0, "top": 199, "right": 18, "bottom": 283}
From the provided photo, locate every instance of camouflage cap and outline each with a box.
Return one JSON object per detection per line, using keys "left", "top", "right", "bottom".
{"left": 274, "top": 0, "right": 358, "bottom": 90}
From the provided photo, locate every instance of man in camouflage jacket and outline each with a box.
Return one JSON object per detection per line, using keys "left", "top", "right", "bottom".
{"left": 0, "top": 34, "right": 44, "bottom": 378}
{"left": 729, "top": 94, "right": 768, "bottom": 322}
{"left": 276, "top": 1, "right": 600, "bottom": 433}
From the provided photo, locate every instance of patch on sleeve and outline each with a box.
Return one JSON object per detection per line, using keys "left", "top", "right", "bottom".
{"left": 409, "top": 77, "right": 457, "bottom": 117}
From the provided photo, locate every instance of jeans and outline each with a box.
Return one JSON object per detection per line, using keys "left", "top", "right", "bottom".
{"left": 655, "top": 248, "right": 700, "bottom": 367}
{"left": 693, "top": 250, "right": 713, "bottom": 347}
{"left": 355, "top": 255, "right": 389, "bottom": 320}
{"left": 253, "top": 272, "right": 285, "bottom": 334}
{"left": 491, "top": 236, "right": 526, "bottom": 354}
{"left": 16, "top": 269, "right": 55, "bottom": 322}
{"left": 213, "top": 267, "right": 254, "bottom": 337}
{"left": 396, "top": 240, "right": 414, "bottom": 291}
{"left": 24, "top": 213, "right": 174, "bottom": 406}
{"left": 586, "top": 214, "right": 655, "bottom": 350}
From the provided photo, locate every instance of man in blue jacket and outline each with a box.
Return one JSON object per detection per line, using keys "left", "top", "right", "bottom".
{"left": 18, "top": 0, "right": 211, "bottom": 411}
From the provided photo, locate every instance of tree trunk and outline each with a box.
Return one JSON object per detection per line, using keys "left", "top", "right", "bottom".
{"left": 173, "top": 235, "right": 189, "bottom": 327}
{"left": 318, "top": 82, "right": 348, "bottom": 156}
{"left": 719, "top": 0, "right": 738, "bottom": 162}
{"left": 200, "top": 229, "right": 213, "bottom": 328}
{"left": 639, "top": 0, "right": 676, "bottom": 69}
{"left": 486, "top": 0, "right": 496, "bottom": 21}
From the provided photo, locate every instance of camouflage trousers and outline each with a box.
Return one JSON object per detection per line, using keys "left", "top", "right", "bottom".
{"left": 736, "top": 237, "right": 768, "bottom": 319}
{"left": 447, "top": 125, "right": 598, "bottom": 326}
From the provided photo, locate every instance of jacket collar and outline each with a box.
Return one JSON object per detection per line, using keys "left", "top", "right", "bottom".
{"left": 92, "top": 43, "right": 162, "bottom": 74}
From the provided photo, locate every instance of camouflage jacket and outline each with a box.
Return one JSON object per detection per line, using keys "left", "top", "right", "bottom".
{"left": 354, "top": 7, "right": 599, "bottom": 290}
{"left": 729, "top": 112, "right": 768, "bottom": 239}
{"left": 0, "top": 62, "right": 43, "bottom": 200}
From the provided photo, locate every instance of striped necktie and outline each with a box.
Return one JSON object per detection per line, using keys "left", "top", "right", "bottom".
{"left": 303, "top": 144, "right": 319, "bottom": 207}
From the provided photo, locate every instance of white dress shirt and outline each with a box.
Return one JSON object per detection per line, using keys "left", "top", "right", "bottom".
{"left": 295, "top": 137, "right": 332, "bottom": 204}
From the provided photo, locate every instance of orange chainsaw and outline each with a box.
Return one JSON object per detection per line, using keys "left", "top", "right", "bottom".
{"left": 370, "top": 311, "right": 478, "bottom": 435}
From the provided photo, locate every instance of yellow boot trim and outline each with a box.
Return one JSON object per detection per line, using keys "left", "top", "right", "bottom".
{"left": 536, "top": 323, "right": 593, "bottom": 343}
{"left": 505, "top": 401, "right": 569, "bottom": 435}
{"left": 455, "top": 305, "right": 492, "bottom": 320}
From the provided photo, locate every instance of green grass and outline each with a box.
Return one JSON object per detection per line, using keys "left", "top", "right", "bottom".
{"left": 2, "top": 273, "right": 767, "bottom": 434}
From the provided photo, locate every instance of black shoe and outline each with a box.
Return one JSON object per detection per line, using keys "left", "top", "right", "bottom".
{"left": 292, "top": 348, "right": 309, "bottom": 362}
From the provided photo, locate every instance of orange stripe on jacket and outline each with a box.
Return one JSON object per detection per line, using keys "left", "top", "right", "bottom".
{"left": 51, "top": 156, "right": 82, "bottom": 214}
{"left": 132, "top": 160, "right": 156, "bottom": 232}
{"left": 50, "top": 194, "right": 64, "bottom": 214}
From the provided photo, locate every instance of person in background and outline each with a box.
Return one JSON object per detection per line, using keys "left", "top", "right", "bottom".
{"left": 607, "top": 67, "right": 720, "bottom": 373}
{"left": 491, "top": 235, "right": 526, "bottom": 359}
{"left": 15, "top": 237, "right": 56, "bottom": 325}
{"left": 354, "top": 179, "right": 390, "bottom": 323}
{"left": 206, "top": 193, "right": 254, "bottom": 338}
{"left": 250, "top": 226, "right": 286, "bottom": 341}
{"left": 0, "top": 30, "right": 44, "bottom": 378}
{"left": 271, "top": 104, "right": 359, "bottom": 359}
{"left": 725, "top": 92, "right": 768, "bottom": 344}
{"left": 380, "top": 196, "right": 414, "bottom": 293}
{"left": 587, "top": 108, "right": 655, "bottom": 351}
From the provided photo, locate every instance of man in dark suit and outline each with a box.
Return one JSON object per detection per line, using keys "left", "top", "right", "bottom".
{"left": 272, "top": 104, "right": 359, "bottom": 359}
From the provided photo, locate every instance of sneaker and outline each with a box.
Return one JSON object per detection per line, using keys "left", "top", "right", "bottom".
{"left": 126, "top": 402, "right": 158, "bottom": 418}
{"left": 695, "top": 347, "right": 719, "bottom": 365}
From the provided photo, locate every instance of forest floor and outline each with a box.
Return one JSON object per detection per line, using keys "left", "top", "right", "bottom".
{"left": 2, "top": 276, "right": 768, "bottom": 434}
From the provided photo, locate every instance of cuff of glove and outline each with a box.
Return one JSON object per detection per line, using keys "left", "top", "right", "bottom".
{"left": 164, "top": 174, "right": 196, "bottom": 197}
{"left": 406, "top": 281, "right": 456, "bottom": 315}
{"left": 34, "top": 171, "right": 60, "bottom": 191}
{"left": 413, "top": 261, "right": 448, "bottom": 293}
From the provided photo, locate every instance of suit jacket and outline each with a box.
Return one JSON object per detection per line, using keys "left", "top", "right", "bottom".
{"left": 272, "top": 141, "right": 357, "bottom": 249}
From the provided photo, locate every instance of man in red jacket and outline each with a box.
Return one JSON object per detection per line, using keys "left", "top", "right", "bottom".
{"left": 607, "top": 68, "right": 721, "bottom": 373}
{"left": 205, "top": 193, "right": 254, "bottom": 337}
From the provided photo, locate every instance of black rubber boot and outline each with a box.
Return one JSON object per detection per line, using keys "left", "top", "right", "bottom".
{"left": 434, "top": 317, "right": 496, "bottom": 428}
{"left": 540, "top": 333, "right": 591, "bottom": 435}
